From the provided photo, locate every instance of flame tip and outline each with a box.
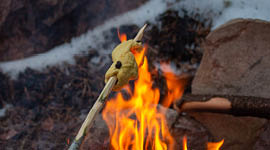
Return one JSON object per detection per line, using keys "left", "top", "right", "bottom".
{"left": 117, "top": 29, "right": 127, "bottom": 43}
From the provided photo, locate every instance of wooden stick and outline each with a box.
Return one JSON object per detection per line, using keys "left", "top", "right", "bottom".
{"left": 173, "top": 94, "right": 270, "bottom": 119}
{"left": 134, "top": 24, "right": 147, "bottom": 41}
{"left": 68, "top": 24, "right": 147, "bottom": 150}
{"left": 68, "top": 76, "right": 117, "bottom": 150}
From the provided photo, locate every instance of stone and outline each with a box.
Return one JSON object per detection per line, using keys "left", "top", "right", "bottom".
{"left": 190, "top": 112, "right": 266, "bottom": 150}
{"left": 171, "top": 113, "right": 210, "bottom": 150}
{"left": 191, "top": 19, "right": 270, "bottom": 150}
{"left": 254, "top": 121, "right": 270, "bottom": 150}
{"left": 192, "top": 19, "right": 270, "bottom": 98}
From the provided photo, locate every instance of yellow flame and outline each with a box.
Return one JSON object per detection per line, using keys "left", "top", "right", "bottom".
{"left": 102, "top": 40, "right": 175, "bottom": 150}
{"left": 182, "top": 136, "right": 224, "bottom": 150}
{"left": 183, "top": 136, "right": 188, "bottom": 150}
{"left": 207, "top": 139, "right": 224, "bottom": 150}
{"left": 102, "top": 33, "right": 224, "bottom": 150}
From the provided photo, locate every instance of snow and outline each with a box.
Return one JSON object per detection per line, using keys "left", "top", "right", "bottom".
{"left": 0, "top": 0, "right": 171, "bottom": 79}
{"left": 172, "top": 0, "right": 270, "bottom": 29}
{"left": 0, "top": 104, "right": 12, "bottom": 118}
{"left": 212, "top": 0, "right": 270, "bottom": 28}
{"left": 0, "top": 0, "right": 269, "bottom": 78}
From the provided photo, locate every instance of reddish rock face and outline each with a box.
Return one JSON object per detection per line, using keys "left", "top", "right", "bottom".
{"left": 192, "top": 19, "right": 270, "bottom": 98}
{"left": 0, "top": 0, "right": 147, "bottom": 61}
{"left": 191, "top": 19, "right": 270, "bottom": 150}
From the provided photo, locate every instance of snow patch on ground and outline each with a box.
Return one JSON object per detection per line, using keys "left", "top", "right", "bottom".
{"left": 173, "top": 0, "right": 270, "bottom": 29}
{"left": 0, "top": 0, "right": 269, "bottom": 78}
{"left": 0, "top": 104, "right": 12, "bottom": 118}
{"left": 212, "top": 0, "right": 270, "bottom": 28}
{"left": 0, "top": 0, "right": 171, "bottom": 79}
{"left": 154, "top": 62, "right": 183, "bottom": 75}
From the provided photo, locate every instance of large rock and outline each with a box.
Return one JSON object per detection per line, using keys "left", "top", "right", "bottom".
{"left": 254, "top": 121, "right": 270, "bottom": 150}
{"left": 0, "top": 0, "right": 146, "bottom": 61}
{"left": 192, "top": 19, "right": 270, "bottom": 98}
{"left": 191, "top": 19, "right": 270, "bottom": 150}
{"left": 189, "top": 112, "right": 266, "bottom": 150}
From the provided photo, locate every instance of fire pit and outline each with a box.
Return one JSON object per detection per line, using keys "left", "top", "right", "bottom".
{"left": 0, "top": 1, "right": 270, "bottom": 150}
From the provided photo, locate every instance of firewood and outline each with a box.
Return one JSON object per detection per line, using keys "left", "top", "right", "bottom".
{"left": 174, "top": 94, "right": 270, "bottom": 119}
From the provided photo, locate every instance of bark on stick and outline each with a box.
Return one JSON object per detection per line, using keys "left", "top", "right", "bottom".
{"left": 174, "top": 94, "right": 270, "bottom": 119}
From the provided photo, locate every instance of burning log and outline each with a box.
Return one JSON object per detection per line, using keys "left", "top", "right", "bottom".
{"left": 68, "top": 24, "right": 147, "bottom": 150}
{"left": 174, "top": 94, "right": 270, "bottom": 119}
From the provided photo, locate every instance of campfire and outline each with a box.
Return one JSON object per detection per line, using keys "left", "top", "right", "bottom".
{"left": 1, "top": 1, "right": 270, "bottom": 149}
{"left": 102, "top": 32, "right": 224, "bottom": 150}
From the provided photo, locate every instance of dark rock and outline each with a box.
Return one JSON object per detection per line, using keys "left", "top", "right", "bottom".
{"left": 0, "top": 0, "right": 147, "bottom": 61}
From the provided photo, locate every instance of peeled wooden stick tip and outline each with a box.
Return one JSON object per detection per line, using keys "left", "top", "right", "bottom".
{"left": 134, "top": 24, "right": 147, "bottom": 42}
{"left": 176, "top": 97, "right": 231, "bottom": 112}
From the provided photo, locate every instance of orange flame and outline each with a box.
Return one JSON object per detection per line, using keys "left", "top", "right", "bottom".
{"left": 182, "top": 135, "right": 224, "bottom": 150}
{"left": 117, "top": 29, "right": 127, "bottom": 43}
{"left": 102, "top": 32, "right": 224, "bottom": 150}
{"left": 161, "top": 63, "right": 187, "bottom": 107}
{"left": 103, "top": 34, "right": 175, "bottom": 150}
{"left": 183, "top": 136, "right": 188, "bottom": 150}
{"left": 207, "top": 139, "right": 224, "bottom": 150}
